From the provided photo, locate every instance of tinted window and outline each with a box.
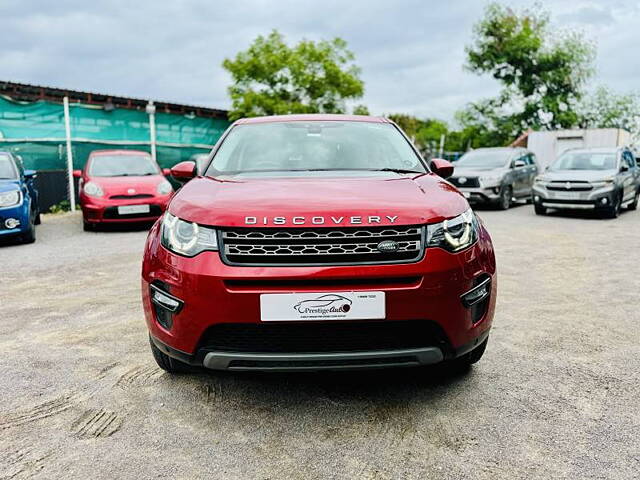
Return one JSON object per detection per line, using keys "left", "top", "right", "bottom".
{"left": 622, "top": 151, "right": 635, "bottom": 169}
{"left": 0, "top": 154, "right": 18, "bottom": 179}
{"left": 207, "top": 122, "right": 426, "bottom": 175}
{"left": 551, "top": 151, "right": 617, "bottom": 171}
{"left": 89, "top": 154, "right": 159, "bottom": 177}
{"left": 456, "top": 150, "right": 511, "bottom": 169}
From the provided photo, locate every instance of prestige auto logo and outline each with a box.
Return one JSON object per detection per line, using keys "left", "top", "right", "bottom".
{"left": 294, "top": 294, "right": 353, "bottom": 315}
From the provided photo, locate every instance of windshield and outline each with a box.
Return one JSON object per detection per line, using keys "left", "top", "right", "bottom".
{"left": 206, "top": 122, "right": 426, "bottom": 175}
{"left": 89, "top": 154, "right": 159, "bottom": 177}
{"left": 455, "top": 150, "right": 511, "bottom": 169}
{"left": 551, "top": 151, "right": 617, "bottom": 171}
{"left": 0, "top": 154, "right": 18, "bottom": 179}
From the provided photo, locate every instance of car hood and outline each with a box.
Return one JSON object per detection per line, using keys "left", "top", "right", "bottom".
{"left": 0, "top": 179, "right": 21, "bottom": 193}
{"left": 88, "top": 175, "right": 166, "bottom": 195}
{"left": 169, "top": 173, "right": 469, "bottom": 227}
{"left": 541, "top": 169, "right": 617, "bottom": 182}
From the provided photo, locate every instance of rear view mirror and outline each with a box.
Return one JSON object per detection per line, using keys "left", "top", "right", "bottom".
{"left": 513, "top": 160, "right": 526, "bottom": 168}
{"left": 620, "top": 164, "right": 629, "bottom": 172}
{"left": 24, "top": 169, "right": 37, "bottom": 179}
{"left": 430, "top": 158, "right": 454, "bottom": 179}
{"left": 170, "top": 161, "right": 197, "bottom": 182}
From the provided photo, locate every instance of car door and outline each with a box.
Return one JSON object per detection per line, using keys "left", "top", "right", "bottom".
{"left": 510, "top": 153, "right": 528, "bottom": 197}
{"left": 524, "top": 153, "right": 538, "bottom": 194}
{"left": 620, "top": 150, "right": 636, "bottom": 202}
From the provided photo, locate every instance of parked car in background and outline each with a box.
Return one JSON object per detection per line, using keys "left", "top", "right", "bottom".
{"left": 0, "top": 151, "right": 39, "bottom": 244}
{"left": 74, "top": 150, "right": 173, "bottom": 230}
{"left": 448, "top": 147, "right": 539, "bottom": 209}
{"left": 189, "top": 153, "right": 210, "bottom": 175}
{"left": 532, "top": 147, "right": 640, "bottom": 218}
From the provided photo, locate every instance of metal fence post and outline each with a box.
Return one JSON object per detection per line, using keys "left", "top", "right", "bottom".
{"left": 63, "top": 96, "right": 76, "bottom": 211}
{"left": 146, "top": 101, "right": 157, "bottom": 164}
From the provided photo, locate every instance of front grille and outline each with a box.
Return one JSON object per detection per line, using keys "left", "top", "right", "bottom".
{"left": 547, "top": 181, "right": 593, "bottom": 191}
{"left": 109, "top": 194, "right": 154, "bottom": 199}
{"left": 103, "top": 205, "right": 162, "bottom": 219}
{"left": 219, "top": 225, "right": 424, "bottom": 266}
{"left": 198, "top": 320, "right": 450, "bottom": 354}
{"left": 449, "top": 176, "right": 480, "bottom": 188}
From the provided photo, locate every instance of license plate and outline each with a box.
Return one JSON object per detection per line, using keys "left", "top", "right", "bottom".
{"left": 117, "top": 204, "right": 150, "bottom": 215}
{"left": 260, "top": 291, "right": 385, "bottom": 321}
{"left": 553, "top": 191, "right": 580, "bottom": 200}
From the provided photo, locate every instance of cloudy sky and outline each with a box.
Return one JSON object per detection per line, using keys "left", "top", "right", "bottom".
{"left": 2, "top": 0, "right": 639, "bottom": 123}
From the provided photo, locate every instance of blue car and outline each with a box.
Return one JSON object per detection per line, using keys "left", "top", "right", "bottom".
{"left": 0, "top": 151, "right": 40, "bottom": 244}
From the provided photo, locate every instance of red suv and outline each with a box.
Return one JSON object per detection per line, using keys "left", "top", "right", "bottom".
{"left": 142, "top": 115, "right": 496, "bottom": 373}
{"left": 74, "top": 150, "right": 173, "bottom": 230}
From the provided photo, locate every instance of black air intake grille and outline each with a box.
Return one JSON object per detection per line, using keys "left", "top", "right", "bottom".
{"left": 449, "top": 176, "right": 480, "bottom": 188}
{"left": 198, "top": 320, "right": 450, "bottom": 354}
{"left": 219, "top": 225, "right": 424, "bottom": 266}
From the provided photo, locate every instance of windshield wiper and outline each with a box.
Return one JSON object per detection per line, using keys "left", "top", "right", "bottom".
{"left": 372, "top": 168, "right": 424, "bottom": 174}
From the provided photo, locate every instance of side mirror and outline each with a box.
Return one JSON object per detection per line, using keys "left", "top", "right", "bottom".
{"left": 162, "top": 168, "right": 171, "bottom": 176}
{"left": 24, "top": 169, "right": 37, "bottom": 179}
{"left": 73, "top": 170, "right": 82, "bottom": 178}
{"left": 620, "top": 164, "right": 629, "bottom": 172}
{"left": 513, "top": 160, "right": 526, "bottom": 168}
{"left": 430, "top": 158, "right": 454, "bottom": 179}
{"left": 170, "top": 161, "right": 196, "bottom": 182}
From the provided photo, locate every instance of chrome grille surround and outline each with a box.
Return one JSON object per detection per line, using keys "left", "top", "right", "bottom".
{"left": 219, "top": 225, "right": 425, "bottom": 266}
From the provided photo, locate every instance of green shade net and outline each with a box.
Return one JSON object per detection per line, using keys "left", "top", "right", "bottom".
{"left": 0, "top": 95, "right": 230, "bottom": 170}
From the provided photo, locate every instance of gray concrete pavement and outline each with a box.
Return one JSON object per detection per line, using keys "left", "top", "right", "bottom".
{"left": 1, "top": 205, "right": 638, "bottom": 479}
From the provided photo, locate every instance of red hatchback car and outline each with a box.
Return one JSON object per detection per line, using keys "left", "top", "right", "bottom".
{"left": 74, "top": 150, "right": 173, "bottom": 230}
{"left": 142, "top": 115, "right": 496, "bottom": 373}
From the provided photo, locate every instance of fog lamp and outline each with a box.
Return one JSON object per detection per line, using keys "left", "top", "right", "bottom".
{"left": 534, "top": 195, "right": 541, "bottom": 202}
{"left": 600, "top": 198, "right": 608, "bottom": 205}
{"left": 461, "top": 278, "right": 491, "bottom": 308}
{"left": 5, "top": 218, "right": 20, "bottom": 229}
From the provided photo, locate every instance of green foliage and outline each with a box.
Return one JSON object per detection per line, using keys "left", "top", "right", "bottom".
{"left": 577, "top": 86, "right": 640, "bottom": 135}
{"left": 352, "top": 104, "right": 370, "bottom": 115}
{"left": 49, "top": 200, "right": 71, "bottom": 214}
{"left": 223, "top": 30, "right": 364, "bottom": 121}
{"left": 387, "top": 114, "right": 470, "bottom": 154}
{"left": 459, "top": 2, "right": 596, "bottom": 145}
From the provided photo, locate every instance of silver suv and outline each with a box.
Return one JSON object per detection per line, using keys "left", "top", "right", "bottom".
{"left": 448, "top": 147, "right": 539, "bottom": 209}
{"left": 532, "top": 147, "right": 640, "bottom": 218}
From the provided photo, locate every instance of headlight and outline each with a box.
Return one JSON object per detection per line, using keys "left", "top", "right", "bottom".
{"left": 0, "top": 190, "right": 21, "bottom": 207}
{"left": 591, "top": 178, "right": 615, "bottom": 189}
{"left": 157, "top": 180, "right": 173, "bottom": 195}
{"left": 426, "top": 209, "right": 479, "bottom": 253}
{"left": 83, "top": 181, "right": 104, "bottom": 197}
{"left": 479, "top": 174, "right": 503, "bottom": 186}
{"left": 534, "top": 177, "right": 549, "bottom": 187}
{"left": 160, "top": 212, "right": 218, "bottom": 257}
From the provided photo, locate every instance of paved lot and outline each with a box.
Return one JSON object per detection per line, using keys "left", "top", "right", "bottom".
{"left": 1, "top": 205, "right": 638, "bottom": 479}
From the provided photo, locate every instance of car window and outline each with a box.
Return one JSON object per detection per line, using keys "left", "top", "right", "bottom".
{"left": 456, "top": 150, "right": 512, "bottom": 169}
{"left": 551, "top": 151, "right": 617, "bottom": 171}
{"left": 207, "top": 122, "right": 426, "bottom": 175}
{"left": 89, "top": 154, "right": 159, "bottom": 177}
{"left": 622, "top": 151, "right": 635, "bottom": 169}
{"left": 0, "top": 153, "right": 18, "bottom": 179}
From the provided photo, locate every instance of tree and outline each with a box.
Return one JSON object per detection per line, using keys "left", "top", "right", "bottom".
{"left": 459, "top": 2, "right": 595, "bottom": 145}
{"left": 352, "top": 104, "right": 370, "bottom": 115}
{"left": 223, "top": 30, "right": 364, "bottom": 120}
{"left": 577, "top": 86, "right": 640, "bottom": 137}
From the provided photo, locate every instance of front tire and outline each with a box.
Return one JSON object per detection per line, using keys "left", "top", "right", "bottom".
{"left": 534, "top": 204, "right": 546, "bottom": 215}
{"left": 497, "top": 186, "right": 512, "bottom": 210}
{"left": 21, "top": 214, "right": 36, "bottom": 244}
{"left": 149, "top": 336, "right": 195, "bottom": 374}
{"left": 628, "top": 189, "right": 639, "bottom": 211}
{"left": 603, "top": 192, "right": 622, "bottom": 219}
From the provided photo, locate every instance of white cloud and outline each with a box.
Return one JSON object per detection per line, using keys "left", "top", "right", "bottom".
{"left": 0, "top": 0, "right": 638, "bottom": 122}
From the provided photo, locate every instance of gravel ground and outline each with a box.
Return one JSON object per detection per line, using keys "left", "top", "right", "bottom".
{"left": 1, "top": 205, "right": 638, "bottom": 479}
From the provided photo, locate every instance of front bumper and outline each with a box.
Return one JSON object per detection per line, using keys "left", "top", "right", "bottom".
{"left": 81, "top": 195, "right": 170, "bottom": 223}
{"left": 532, "top": 185, "right": 616, "bottom": 210}
{"left": 0, "top": 202, "right": 30, "bottom": 237}
{"left": 457, "top": 186, "right": 502, "bottom": 204}
{"left": 142, "top": 221, "right": 496, "bottom": 371}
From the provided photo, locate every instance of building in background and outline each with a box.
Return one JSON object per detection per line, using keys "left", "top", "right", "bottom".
{"left": 0, "top": 81, "right": 230, "bottom": 211}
